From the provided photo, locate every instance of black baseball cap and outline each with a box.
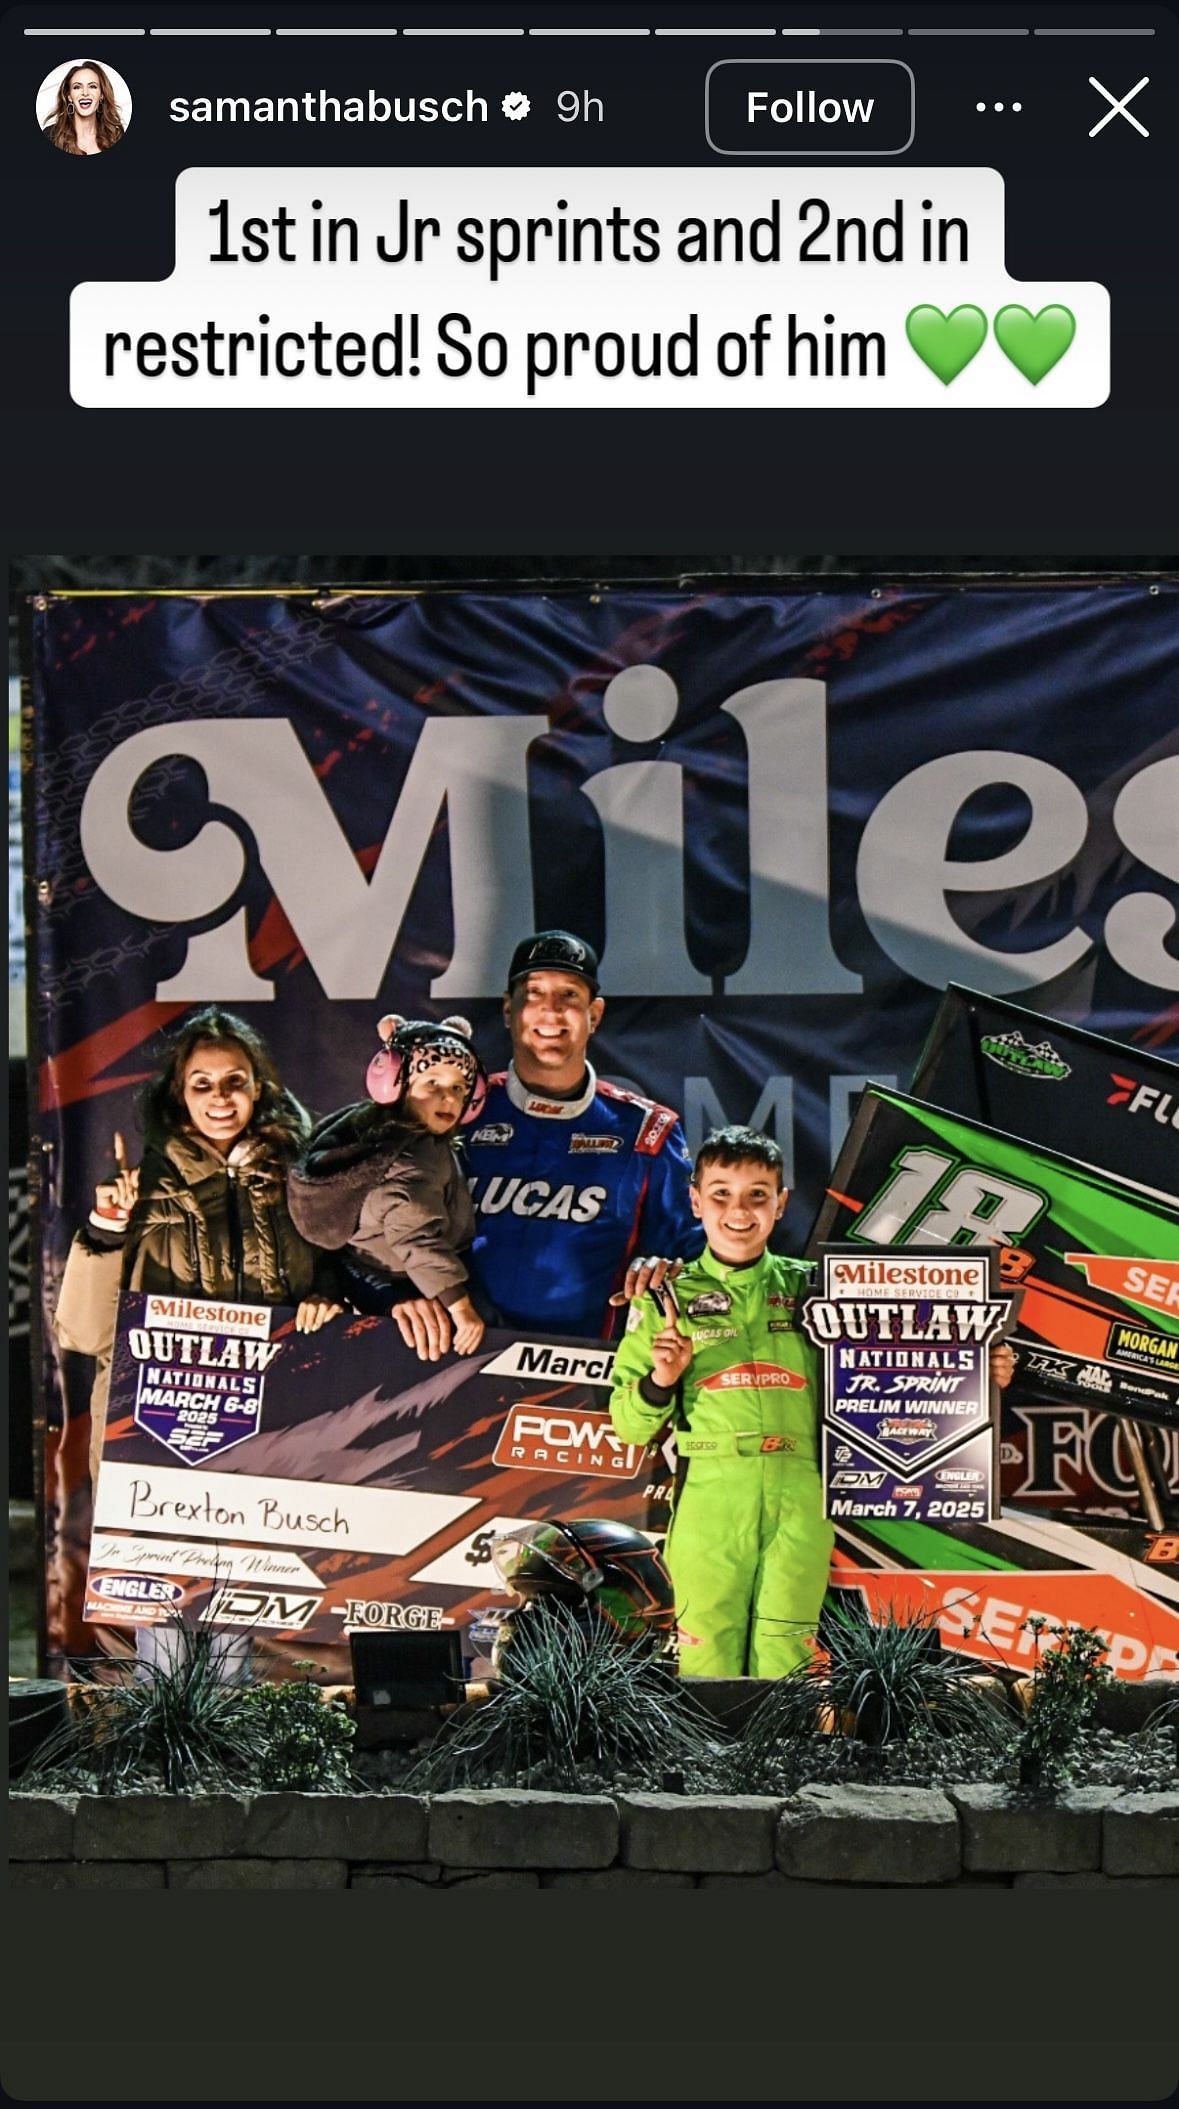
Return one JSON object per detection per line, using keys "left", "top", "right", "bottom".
{"left": 507, "top": 930, "right": 600, "bottom": 995}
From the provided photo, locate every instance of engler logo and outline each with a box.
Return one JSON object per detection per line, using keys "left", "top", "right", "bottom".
{"left": 92, "top": 1574, "right": 183, "bottom": 1605}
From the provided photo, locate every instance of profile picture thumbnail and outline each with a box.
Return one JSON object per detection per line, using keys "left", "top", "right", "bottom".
{"left": 37, "top": 58, "right": 132, "bottom": 157}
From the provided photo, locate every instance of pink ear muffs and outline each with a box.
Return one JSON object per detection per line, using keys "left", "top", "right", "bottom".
{"left": 365, "top": 1015, "right": 488, "bottom": 1125}
{"left": 365, "top": 1044, "right": 404, "bottom": 1104}
{"left": 365, "top": 1012, "right": 406, "bottom": 1104}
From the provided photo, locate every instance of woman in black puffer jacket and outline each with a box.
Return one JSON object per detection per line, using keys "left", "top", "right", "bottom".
{"left": 54, "top": 1006, "right": 342, "bottom": 1680}
{"left": 55, "top": 1006, "right": 340, "bottom": 1487}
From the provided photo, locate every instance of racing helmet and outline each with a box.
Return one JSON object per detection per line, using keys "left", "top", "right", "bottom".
{"left": 490, "top": 1517, "right": 676, "bottom": 1648}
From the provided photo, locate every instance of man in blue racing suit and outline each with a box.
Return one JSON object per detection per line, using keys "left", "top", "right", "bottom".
{"left": 390, "top": 929, "right": 703, "bottom": 1355}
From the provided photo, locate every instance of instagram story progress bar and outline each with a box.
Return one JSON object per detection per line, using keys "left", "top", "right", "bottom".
{"left": 707, "top": 62, "right": 915, "bottom": 155}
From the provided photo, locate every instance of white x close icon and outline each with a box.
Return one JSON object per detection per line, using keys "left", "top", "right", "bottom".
{"left": 1088, "top": 76, "right": 1150, "bottom": 139}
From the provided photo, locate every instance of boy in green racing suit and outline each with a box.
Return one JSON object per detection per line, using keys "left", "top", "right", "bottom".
{"left": 610, "top": 1126, "right": 832, "bottom": 1678}
{"left": 611, "top": 1124, "right": 1017, "bottom": 1677}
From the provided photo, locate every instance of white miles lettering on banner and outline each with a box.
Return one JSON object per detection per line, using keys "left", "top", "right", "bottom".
{"left": 76, "top": 684, "right": 1178, "bottom": 1010}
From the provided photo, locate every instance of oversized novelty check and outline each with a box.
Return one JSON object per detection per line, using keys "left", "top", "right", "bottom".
{"left": 86, "top": 1291, "right": 664, "bottom": 1648}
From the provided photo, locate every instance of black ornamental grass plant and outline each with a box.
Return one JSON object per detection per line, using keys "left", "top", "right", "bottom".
{"left": 18, "top": 1602, "right": 1168, "bottom": 1804}
{"left": 730, "top": 1598, "right": 1012, "bottom": 1790}
{"left": 20, "top": 1621, "right": 354, "bottom": 1794}
{"left": 409, "top": 1600, "right": 726, "bottom": 1792}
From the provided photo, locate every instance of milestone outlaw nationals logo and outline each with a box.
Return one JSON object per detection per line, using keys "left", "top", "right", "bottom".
{"left": 493, "top": 1405, "right": 644, "bottom": 1478}
{"left": 806, "top": 1248, "right": 1009, "bottom": 1521}
{"left": 979, "top": 1030, "right": 1071, "bottom": 1081}
{"left": 128, "top": 1298, "right": 279, "bottom": 1463}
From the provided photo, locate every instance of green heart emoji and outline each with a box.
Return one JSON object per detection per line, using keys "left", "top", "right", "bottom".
{"left": 905, "top": 304, "right": 988, "bottom": 385}
{"left": 994, "top": 304, "right": 1076, "bottom": 384}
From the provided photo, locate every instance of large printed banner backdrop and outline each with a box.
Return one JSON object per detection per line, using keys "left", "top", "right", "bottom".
{"left": 28, "top": 582, "right": 1179, "bottom": 1666}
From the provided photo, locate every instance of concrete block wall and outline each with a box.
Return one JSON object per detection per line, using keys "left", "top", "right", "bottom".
{"left": 9, "top": 1787, "right": 1179, "bottom": 1889}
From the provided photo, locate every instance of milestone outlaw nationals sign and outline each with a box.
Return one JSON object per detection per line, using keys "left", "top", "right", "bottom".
{"left": 802, "top": 1247, "right": 1012, "bottom": 1526}
{"left": 125, "top": 1293, "right": 275, "bottom": 1462}
{"left": 85, "top": 1293, "right": 655, "bottom": 1659}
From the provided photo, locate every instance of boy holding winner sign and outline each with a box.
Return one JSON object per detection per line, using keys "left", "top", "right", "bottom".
{"left": 612, "top": 1124, "right": 1016, "bottom": 1676}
